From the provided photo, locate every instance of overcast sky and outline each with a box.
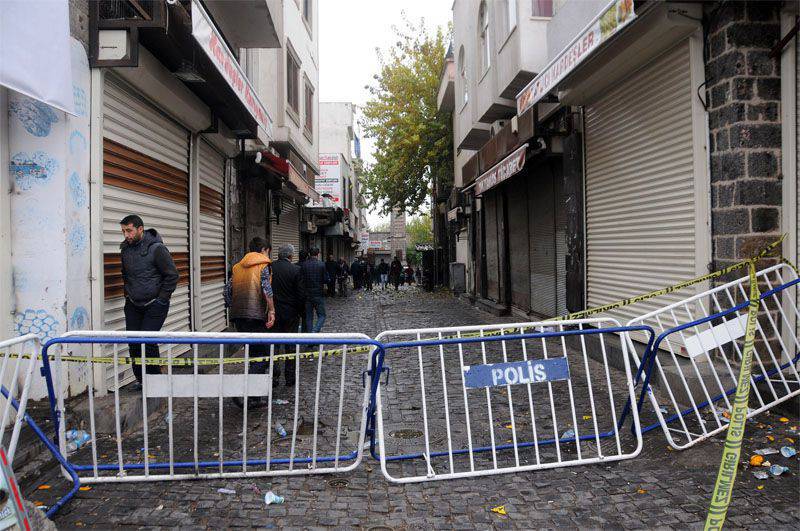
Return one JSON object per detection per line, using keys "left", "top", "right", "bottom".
{"left": 318, "top": 0, "right": 452, "bottom": 228}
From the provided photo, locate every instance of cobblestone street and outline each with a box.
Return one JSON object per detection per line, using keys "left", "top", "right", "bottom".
{"left": 26, "top": 287, "right": 800, "bottom": 529}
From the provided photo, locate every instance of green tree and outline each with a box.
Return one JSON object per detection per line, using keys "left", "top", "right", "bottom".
{"left": 360, "top": 17, "right": 453, "bottom": 215}
{"left": 405, "top": 214, "right": 433, "bottom": 265}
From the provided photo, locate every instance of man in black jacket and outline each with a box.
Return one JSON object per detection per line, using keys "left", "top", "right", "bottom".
{"left": 119, "top": 215, "right": 179, "bottom": 388}
{"left": 325, "top": 254, "right": 338, "bottom": 297}
{"left": 300, "top": 247, "right": 327, "bottom": 333}
{"left": 271, "top": 244, "right": 305, "bottom": 386}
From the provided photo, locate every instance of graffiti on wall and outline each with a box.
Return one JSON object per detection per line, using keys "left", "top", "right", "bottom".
{"left": 9, "top": 151, "right": 58, "bottom": 190}
{"left": 9, "top": 98, "right": 60, "bottom": 137}
{"left": 15, "top": 309, "right": 60, "bottom": 343}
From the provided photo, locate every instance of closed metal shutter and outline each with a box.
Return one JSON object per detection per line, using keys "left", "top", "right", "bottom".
{"left": 270, "top": 197, "right": 301, "bottom": 260}
{"left": 198, "top": 140, "right": 227, "bottom": 332}
{"left": 103, "top": 74, "right": 191, "bottom": 389}
{"left": 506, "top": 179, "right": 530, "bottom": 311}
{"left": 585, "top": 40, "right": 697, "bottom": 326}
{"left": 483, "top": 191, "right": 500, "bottom": 301}
{"left": 529, "top": 170, "right": 556, "bottom": 316}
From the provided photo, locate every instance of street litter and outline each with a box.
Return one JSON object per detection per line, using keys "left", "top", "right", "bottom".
{"left": 78, "top": 486, "right": 91, "bottom": 491}
{"left": 583, "top": 415, "right": 592, "bottom": 421}
{"left": 264, "top": 491, "right": 284, "bottom": 505}
{"left": 780, "top": 446, "right": 796, "bottom": 458}
{"left": 156, "top": 505, "right": 164, "bottom": 511}
{"left": 757, "top": 485, "right": 765, "bottom": 490}
{"left": 66, "top": 429, "right": 91, "bottom": 454}
{"left": 274, "top": 399, "right": 289, "bottom": 405}
{"left": 767, "top": 435, "right": 775, "bottom": 442}
{"left": 769, "top": 465, "right": 790, "bottom": 476}
{"left": 275, "top": 423, "right": 287, "bottom": 437}
{"left": 779, "top": 417, "right": 789, "bottom": 423}
{"left": 754, "top": 448, "right": 779, "bottom": 456}
{"left": 749, "top": 455, "right": 764, "bottom": 466}
{"left": 560, "top": 429, "right": 575, "bottom": 440}
{"left": 217, "top": 488, "right": 236, "bottom": 495}
{"left": 752, "top": 470, "right": 769, "bottom": 480}
{"left": 490, "top": 505, "right": 507, "bottom": 516}
{"left": 659, "top": 406, "right": 669, "bottom": 415}
{"left": 637, "top": 488, "right": 647, "bottom": 494}
{"left": 37, "top": 485, "right": 51, "bottom": 490}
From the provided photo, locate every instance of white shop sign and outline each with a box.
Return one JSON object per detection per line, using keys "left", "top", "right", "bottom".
{"left": 191, "top": 0, "right": 272, "bottom": 140}
{"left": 516, "top": 0, "right": 636, "bottom": 115}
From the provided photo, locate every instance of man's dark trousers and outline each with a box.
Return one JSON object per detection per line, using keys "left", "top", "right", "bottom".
{"left": 274, "top": 312, "right": 300, "bottom": 384}
{"left": 232, "top": 318, "right": 270, "bottom": 375}
{"left": 124, "top": 299, "right": 169, "bottom": 383}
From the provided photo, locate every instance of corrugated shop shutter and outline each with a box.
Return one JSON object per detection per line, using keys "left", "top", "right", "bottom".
{"left": 507, "top": 179, "right": 530, "bottom": 311}
{"left": 271, "top": 197, "right": 301, "bottom": 260}
{"left": 483, "top": 191, "right": 500, "bottom": 301}
{"left": 584, "top": 39, "right": 696, "bottom": 326}
{"left": 198, "top": 140, "right": 227, "bottom": 332}
{"left": 529, "top": 170, "right": 556, "bottom": 316}
{"left": 103, "top": 74, "right": 191, "bottom": 389}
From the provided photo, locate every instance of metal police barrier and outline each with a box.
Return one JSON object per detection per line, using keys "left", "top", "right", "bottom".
{"left": 626, "top": 264, "right": 800, "bottom": 450}
{"left": 0, "top": 334, "right": 42, "bottom": 462}
{"left": 39, "top": 331, "right": 383, "bottom": 484}
{"left": 373, "top": 319, "right": 653, "bottom": 483}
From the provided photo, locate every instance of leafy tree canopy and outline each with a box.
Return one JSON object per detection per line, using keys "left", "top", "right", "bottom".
{"left": 405, "top": 214, "right": 433, "bottom": 265}
{"left": 360, "top": 17, "right": 453, "bottom": 216}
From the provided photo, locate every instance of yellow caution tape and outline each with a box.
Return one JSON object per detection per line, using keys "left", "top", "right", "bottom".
{"left": 5, "top": 236, "right": 787, "bottom": 366}
{"left": 704, "top": 261, "right": 759, "bottom": 531}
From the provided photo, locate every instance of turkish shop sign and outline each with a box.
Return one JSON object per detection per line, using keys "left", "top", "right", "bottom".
{"left": 473, "top": 144, "right": 527, "bottom": 196}
{"left": 463, "top": 358, "right": 570, "bottom": 389}
{"left": 192, "top": 0, "right": 272, "bottom": 139}
{"left": 516, "top": 0, "right": 636, "bottom": 115}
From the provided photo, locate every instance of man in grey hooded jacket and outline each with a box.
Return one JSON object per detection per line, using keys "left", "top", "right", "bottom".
{"left": 119, "top": 214, "right": 179, "bottom": 387}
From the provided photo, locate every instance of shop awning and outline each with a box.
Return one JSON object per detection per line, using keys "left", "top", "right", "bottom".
{"left": 463, "top": 144, "right": 528, "bottom": 196}
{"left": 0, "top": 0, "right": 75, "bottom": 114}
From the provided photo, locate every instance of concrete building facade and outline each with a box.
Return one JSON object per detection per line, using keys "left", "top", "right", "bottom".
{"left": 440, "top": 0, "right": 798, "bottom": 328}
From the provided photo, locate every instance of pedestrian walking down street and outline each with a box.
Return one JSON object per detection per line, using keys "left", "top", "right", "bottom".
{"left": 337, "top": 257, "right": 349, "bottom": 297}
{"left": 377, "top": 259, "right": 389, "bottom": 290}
{"left": 297, "top": 249, "right": 309, "bottom": 332}
{"left": 119, "top": 215, "right": 179, "bottom": 389}
{"left": 271, "top": 244, "right": 306, "bottom": 386}
{"left": 363, "top": 260, "right": 374, "bottom": 291}
{"left": 325, "top": 254, "right": 338, "bottom": 297}
{"left": 300, "top": 247, "right": 327, "bottom": 333}
{"left": 224, "top": 237, "right": 275, "bottom": 408}
{"left": 390, "top": 257, "right": 403, "bottom": 291}
{"left": 350, "top": 258, "right": 361, "bottom": 290}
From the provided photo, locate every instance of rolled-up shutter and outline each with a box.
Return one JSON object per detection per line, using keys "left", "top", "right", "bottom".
{"left": 585, "top": 39, "right": 697, "bottom": 325}
{"left": 270, "top": 198, "right": 301, "bottom": 260}
{"left": 103, "top": 74, "right": 190, "bottom": 389}
{"left": 198, "top": 141, "right": 227, "bottom": 332}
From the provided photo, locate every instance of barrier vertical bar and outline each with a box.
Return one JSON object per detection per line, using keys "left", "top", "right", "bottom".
{"left": 519, "top": 326, "right": 541, "bottom": 465}
{"left": 167, "top": 346, "right": 174, "bottom": 477}
{"left": 113, "top": 344, "right": 124, "bottom": 477}
{"left": 141, "top": 344, "right": 150, "bottom": 477}
{"left": 312, "top": 344, "right": 324, "bottom": 468}
{"left": 559, "top": 325, "right": 582, "bottom": 459}
{"left": 193, "top": 344, "right": 199, "bottom": 475}
{"left": 479, "top": 330, "right": 498, "bottom": 469}
{"left": 598, "top": 330, "right": 622, "bottom": 455}
{"left": 85, "top": 344, "right": 98, "bottom": 478}
{"left": 265, "top": 344, "right": 274, "bottom": 473}
{"left": 218, "top": 344, "right": 224, "bottom": 474}
{"left": 456, "top": 331, "right": 475, "bottom": 471}
{"left": 416, "top": 332, "right": 433, "bottom": 472}
{"left": 541, "top": 335, "right": 561, "bottom": 462}
{"left": 499, "top": 329, "right": 520, "bottom": 468}
{"left": 438, "top": 332, "right": 455, "bottom": 474}
{"left": 334, "top": 344, "right": 347, "bottom": 468}
{"left": 242, "top": 345, "right": 250, "bottom": 474}
{"left": 576, "top": 323, "right": 602, "bottom": 456}
{"left": 289, "top": 343, "right": 301, "bottom": 471}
